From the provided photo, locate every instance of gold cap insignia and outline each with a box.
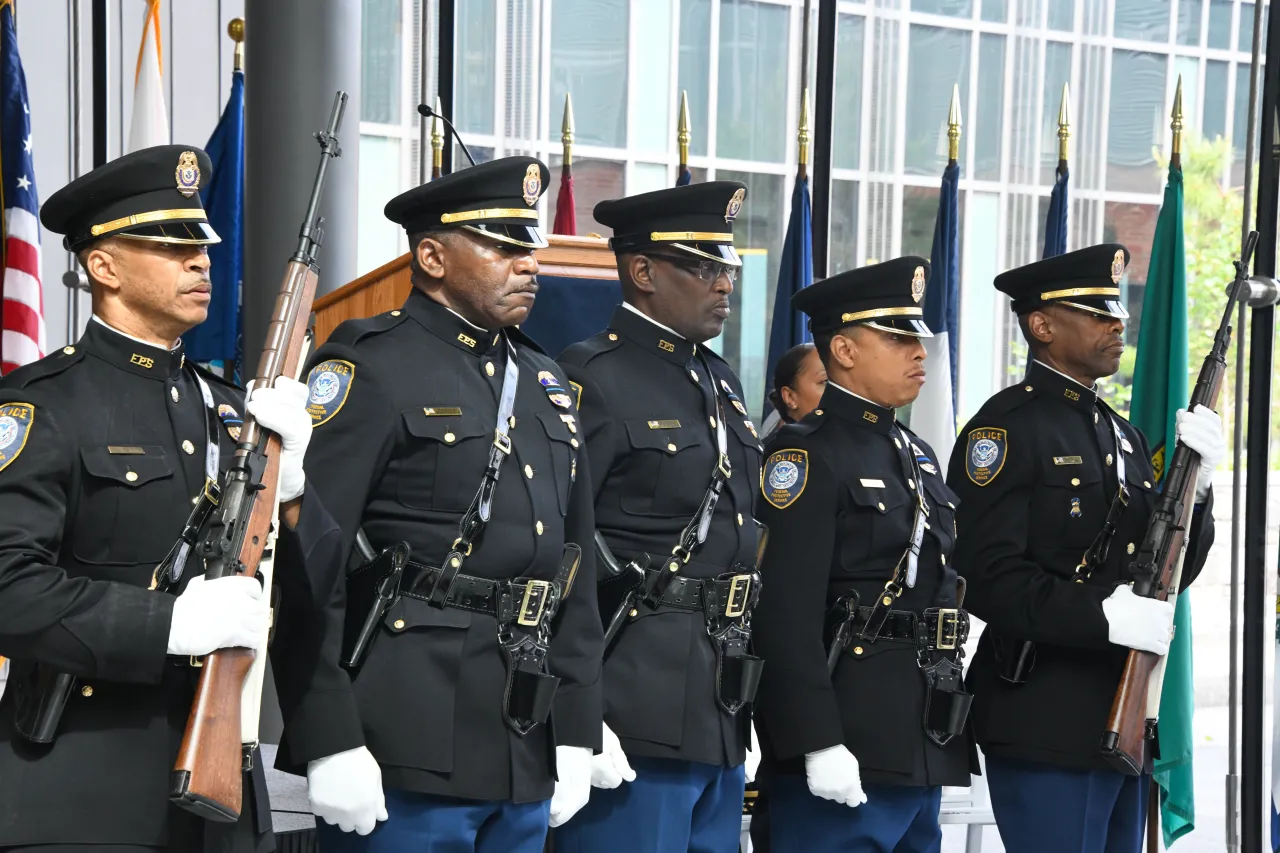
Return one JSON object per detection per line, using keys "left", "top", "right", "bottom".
{"left": 911, "top": 266, "right": 926, "bottom": 302}
{"left": 725, "top": 188, "right": 745, "bottom": 222}
{"left": 175, "top": 151, "right": 201, "bottom": 198}
{"left": 522, "top": 164, "right": 542, "bottom": 207}
{"left": 1110, "top": 249, "right": 1125, "bottom": 284}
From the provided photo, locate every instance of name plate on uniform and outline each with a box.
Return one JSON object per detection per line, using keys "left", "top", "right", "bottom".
{"left": 107, "top": 445, "right": 146, "bottom": 455}
{"left": 1053, "top": 456, "right": 1083, "bottom": 465}
{"left": 859, "top": 478, "right": 886, "bottom": 488}
{"left": 424, "top": 407, "right": 463, "bottom": 417}
{"left": 647, "top": 419, "right": 681, "bottom": 429}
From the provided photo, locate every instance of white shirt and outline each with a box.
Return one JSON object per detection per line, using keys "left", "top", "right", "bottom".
{"left": 622, "top": 301, "right": 684, "bottom": 340}
{"left": 827, "top": 379, "right": 892, "bottom": 412}
{"left": 1032, "top": 358, "right": 1096, "bottom": 392}
{"left": 91, "top": 314, "right": 180, "bottom": 352}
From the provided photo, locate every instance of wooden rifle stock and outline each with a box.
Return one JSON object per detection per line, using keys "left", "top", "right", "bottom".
{"left": 1099, "top": 232, "right": 1255, "bottom": 775}
{"left": 170, "top": 92, "right": 347, "bottom": 822}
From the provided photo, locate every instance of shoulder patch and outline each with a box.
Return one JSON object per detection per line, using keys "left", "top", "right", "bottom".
{"left": 306, "top": 359, "right": 355, "bottom": 427}
{"left": 762, "top": 449, "right": 808, "bottom": 509}
{"left": 965, "top": 427, "right": 1007, "bottom": 487}
{"left": 0, "top": 402, "right": 35, "bottom": 473}
{"left": 569, "top": 380, "right": 583, "bottom": 409}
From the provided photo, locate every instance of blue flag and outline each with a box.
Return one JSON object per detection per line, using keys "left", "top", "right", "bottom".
{"left": 761, "top": 174, "right": 812, "bottom": 421}
{"left": 186, "top": 69, "right": 244, "bottom": 368}
{"left": 912, "top": 162, "right": 960, "bottom": 471}
{"left": 1043, "top": 165, "right": 1069, "bottom": 258}
{"left": 676, "top": 166, "right": 692, "bottom": 186}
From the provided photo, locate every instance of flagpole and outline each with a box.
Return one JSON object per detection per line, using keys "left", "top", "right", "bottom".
{"left": 431, "top": 95, "right": 443, "bottom": 179}
{"left": 676, "top": 89, "right": 691, "bottom": 184}
{"left": 417, "top": 3, "right": 430, "bottom": 184}
{"left": 65, "top": 0, "right": 88, "bottom": 340}
{"left": 797, "top": 87, "right": 810, "bottom": 182}
{"left": 1057, "top": 83, "right": 1070, "bottom": 175}
{"left": 811, "top": 0, "right": 836, "bottom": 278}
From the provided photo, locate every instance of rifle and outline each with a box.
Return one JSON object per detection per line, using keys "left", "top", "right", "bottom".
{"left": 169, "top": 91, "right": 348, "bottom": 822}
{"left": 1099, "top": 230, "right": 1257, "bottom": 776}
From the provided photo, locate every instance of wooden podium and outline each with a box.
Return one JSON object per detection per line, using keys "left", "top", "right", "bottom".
{"left": 312, "top": 234, "right": 620, "bottom": 348}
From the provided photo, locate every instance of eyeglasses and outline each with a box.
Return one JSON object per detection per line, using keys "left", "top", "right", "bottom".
{"left": 648, "top": 253, "right": 738, "bottom": 284}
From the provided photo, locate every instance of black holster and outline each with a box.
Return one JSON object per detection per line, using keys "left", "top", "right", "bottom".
{"left": 499, "top": 631, "right": 560, "bottom": 736}
{"left": 341, "top": 541, "right": 410, "bottom": 671}
{"left": 991, "top": 633, "right": 1036, "bottom": 684}
{"left": 920, "top": 654, "right": 972, "bottom": 747}
{"left": 707, "top": 568, "right": 764, "bottom": 715}
{"left": 12, "top": 662, "right": 76, "bottom": 745}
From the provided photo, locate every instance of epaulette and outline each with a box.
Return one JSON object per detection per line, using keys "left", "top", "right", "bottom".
{"left": 0, "top": 346, "right": 85, "bottom": 389}
{"left": 978, "top": 381, "right": 1040, "bottom": 417}
{"left": 189, "top": 360, "right": 241, "bottom": 392}
{"left": 559, "top": 329, "right": 624, "bottom": 367}
{"left": 325, "top": 309, "right": 410, "bottom": 348}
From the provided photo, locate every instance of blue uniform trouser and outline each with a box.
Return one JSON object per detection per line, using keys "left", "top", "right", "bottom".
{"left": 555, "top": 757, "right": 745, "bottom": 853}
{"left": 768, "top": 774, "right": 942, "bottom": 852}
{"left": 315, "top": 787, "right": 550, "bottom": 853}
{"left": 986, "top": 756, "right": 1148, "bottom": 853}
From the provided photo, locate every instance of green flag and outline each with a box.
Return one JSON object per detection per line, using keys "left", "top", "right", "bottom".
{"left": 1130, "top": 163, "right": 1194, "bottom": 846}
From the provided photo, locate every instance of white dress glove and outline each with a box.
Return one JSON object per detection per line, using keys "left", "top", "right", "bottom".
{"left": 166, "top": 574, "right": 269, "bottom": 657}
{"left": 745, "top": 722, "right": 761, "bottom": 785}
{"left": 307, "top": 746, "right": 388, "bottom": 835}
{"left": 549, "top": 745, "right": 593, "bottom": 828}
{"left": 590, "top": 722, "right": 637, "bottom": 789}
{"left": 245, "top": 377, "right": 312, "bottom": 503}
{"left": 804, "top": 745, "right": 867, "bottom": 807}
{"left": 1102, "top": 585, "right": 1174, "bottom": 656}
{"left": 1175, "top": 404, "right": 1225, "bottom": 502}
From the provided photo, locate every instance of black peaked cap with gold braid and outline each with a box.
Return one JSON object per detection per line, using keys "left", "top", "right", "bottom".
{"left": 384, "top": 155, "right": 550, "bottom": 249}
{"left": 41, "top": 145, "right": 219, "bottom": 251}
{"left": 995, "top": 242, "right": 1131, "bottom": 319}
{"left": 594, "top": 180, "right": 747, "bottom": 267}
{"left": 793, "top": 256, "right": 934, "bottom": 337}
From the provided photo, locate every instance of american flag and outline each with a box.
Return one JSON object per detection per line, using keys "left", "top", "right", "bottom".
{"left": 0, "top": 0, "right": 43, "bottom": 375}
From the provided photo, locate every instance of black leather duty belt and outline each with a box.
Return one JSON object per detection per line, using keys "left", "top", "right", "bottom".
{"left": 398, "top": 560, "right": 557, "bottom": 627}
{"left": 849, "top": 606, "right": 970, "bottom": 651}
{"left": 643, "top": 569, "right": 757, "bottom": 619}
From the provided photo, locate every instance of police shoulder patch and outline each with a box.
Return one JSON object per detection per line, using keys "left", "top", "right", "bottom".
{"left": 762, "top": 448, "right": 808, "bottom": 509}
{"left": 966, "top": 426, "right": 1008, "bottom": 487}
{"left": 0, "top": 402, "right": 35, "bottom": 474}
{"left": 306, "top": 359, "right": 355, "bottom": 427}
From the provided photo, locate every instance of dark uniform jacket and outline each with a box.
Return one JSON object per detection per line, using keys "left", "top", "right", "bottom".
{"left": 558, "top": 304, "right": 762, "bottom": 768}
{"left": 272, "top": 288, "right": 603, "bottom": 805}
{"left": 947, "top": 361, "right": 1215, "bottom": 772}
{"left": 0, "top": 319, "right": 337, "bottom": 850}
{"left": 752, "top": 383, "right": 975, "bottom": 788}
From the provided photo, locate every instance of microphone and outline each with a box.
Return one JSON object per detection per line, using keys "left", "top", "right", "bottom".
{"left": 417, "top": 103, "right": 476, "bottom": 168}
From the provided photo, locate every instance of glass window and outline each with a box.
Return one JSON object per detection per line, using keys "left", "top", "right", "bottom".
{"left": 905, "top": 25, "right": 971, "bottom": 176}
{"left": 1239, "top": 3, "right": 1268, "bottom": 52}
{"left": 1041, "top": 42, "right": 1072, "bottom": 184}
{"left": 833, "top": 15, "right": 866, "bottom": 170}
{"left": 975, "top": 34, "right": 1005, "bottom": 181}
{"left": 1176, "top": 0, "right": 1203, "bottom": 45}
{"left": 717, "top": 1, "right": 790, "bottom": 163}
{"left": 1047, "top": 0, "right": 1075, "bottom": 31}
{"left": 358, "top": 135, "right": 404, "bottom": 275}
{"left": 1113, "top": 0, "right": 1170, "bottom": 42}
{"left": 1102, "top": 201, "right": 1159, "bottom": 345}
{"left": 902, "top": 186, "right": 941, "bottom": 258}
{"left": 550, "top": 0, "right": 628, "bottom": 148}
{"left": 980, "top": 0, "right": 1007, "bottom": 22}
{"left": 1207, "top": 0, "right": 1233, "bottom": 48}
{"left": 631, "top": 163, "right": 672, "bottom": 195}
{"left": 544, "top": 157, "right": 625, "bottom": 237}
{"left": 633, "top": 0, "right": 673, "bottom": 152}
{"left": 678, "top": 0, "right": 712, "bottom": 158}
{"left": 1203, "top": 59, "right": 1230, "bottom": 141}
{"left": 958, "top": 191, "right": 1001, "bottom": 423}
{"left": 454, "top": 143, "right": 495, "bottom": 167}
{"left": 1106, "top": 50, "right": 1167, "bottom": 194}
{"left": 1175, "top": 56, "right": 1201, "bottom": 137}
{"left": 830, "top": 179, "right": 860, "bottom": 275}
{"left": 912, "top": 0, "right": 974, "bottom": 17}
{"left": 1234, "top": 63, "right": 1260, "bottom": 170}
{"left": 457, "top": 0, "right": 495, "bottom": 134}
{"left": 362, "top": 0, "right": 402, "bottom": 124}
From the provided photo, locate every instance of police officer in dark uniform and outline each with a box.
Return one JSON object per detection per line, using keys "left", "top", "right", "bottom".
{"left": 0, "top": 145, "right": 321, "bottom": 852}
{"left": 947, "top": 244, "right": 1224, "bottom": 853}
{"left": 270, "top": 156, "right": 602, "bottom": 852}
{"left": 554, "top": 182, "right": 764, "bottom": 853}
{"left": 751, "top": 258, "right": 976, "bottom": 852}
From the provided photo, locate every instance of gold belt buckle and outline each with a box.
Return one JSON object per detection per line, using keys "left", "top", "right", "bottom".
{"left": 494, "top": 431, "right": 512, "bottom": 455}
{"left": 724, "top": 574, "right": 752, "bottom": 618}
{"left": 717, "top": 453, "right": 732, "bottom": 479}
{"left": 935, "top": 608, "right": 960, "bottom": 650}
{"left": 517, "top": 580, "right": 552, "bottom": 627}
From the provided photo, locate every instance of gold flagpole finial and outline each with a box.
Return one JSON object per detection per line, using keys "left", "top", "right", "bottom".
{"left": 431, "top": 95, "right": 444, "bottom": 178}
{"left": 677, "top": 90, "right": 691, "bottom": 168}
{"left": 561, "top": 92, "right": 575, "bottom": 166}
{"left": 228, "top": 18, "right": 245, "bottom": 72}
{"left": 1057, "top": 82, "right": 1071, "bottom": 164}
{"left": 1170, "top": 74, "right": 1184, "bottom": 167}
{"left": 798, "top": 87, "right": 812, "bottom": 172}
{"left": 947, "top": 83, "right": 962, "bottom": 164}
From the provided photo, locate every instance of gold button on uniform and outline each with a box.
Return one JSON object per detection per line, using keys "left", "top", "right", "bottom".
{"left": 182, "top": 440, "right": 195, "bottom": 455}
{"left": 893, "top": 437, "right": 901, "bottom": 449}
{"left": 125, "top": 471, "right": 139, "bottom": 483}
{"left": 1106, "top": 454, "right": 1113, "bottom": 466}
{"left": 524, "top": 464, "right": 534, "bottom": 479}
{"left": 571, "top": 438, "right": 579, "bottom": 448}
{"left": 81, "top": 685, "right": 94, "bottom": 698}
{"left": 1127, "top": 542, "right": 1136, "bottom": 554}
{"left": 667, "top": 443, "right": 678, "bottom": 452}
{"left": 736, "top": 513, "right": 744, "bottom": 526}
{"left": 393, "top": 619, "right": 405, "bottom": 630}
{"left": 391, "top": 310, "right": 402, "bottom": 316}
{"left": 1071, "top": 478, "right": 1081, "bottom": 487}
{"left": 941, "top": 554, "right": 947, "bottom": 565}
{"left": 709, "top": 416, "right": 717, "bottom": 429}
{"left": 536, "top": 521, "right": 545, "bottom": 535}
{"left": 170, "top": 387, "right": 180, "bottom": 403}
{"left": 1094, "top": 412, "right": 1100, "bottom": 424}
{"left": 907, "top": 479, "right": 916, "bottom": 490}
{"left": 485, "top": 362, "right": 495, "bottom": 377}
{"left": 63, "top": 346, "right": 76, "bottom": 355}
{"left": 689, "top": 370, "right": 699, "bottom": 382}
{"left": 1025, "top": 385, "right": 1033, "bottom": 392}
{"left": 853, "top": 646, "right": 864, "bottom": 656}
{"left": 877, "top": 502, "right": 886, "bottom": 511}
{"left": 814, "top": 409, "right": 824, "bottom": 416}
{"left": 1144, "top": 481, "right": 1151, "bottom": 489}
{"left": 609, "top": 333, "right": 619, "bottom": 341}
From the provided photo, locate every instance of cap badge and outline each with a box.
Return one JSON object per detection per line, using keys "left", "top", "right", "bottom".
{"left": 522, "top": 164, "right": 542, "bottom": 207}
{"left": 175, "top": 151, "right": 201, "bottom": 198}
{"left": 725, "top": 188, "right": 745, "bottom": 223}
{"left": 1111, "top": 249, "right": 1125, "bottom": 284}
{"left": 911, "top": 266, "right": 926, "bottom": 302}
